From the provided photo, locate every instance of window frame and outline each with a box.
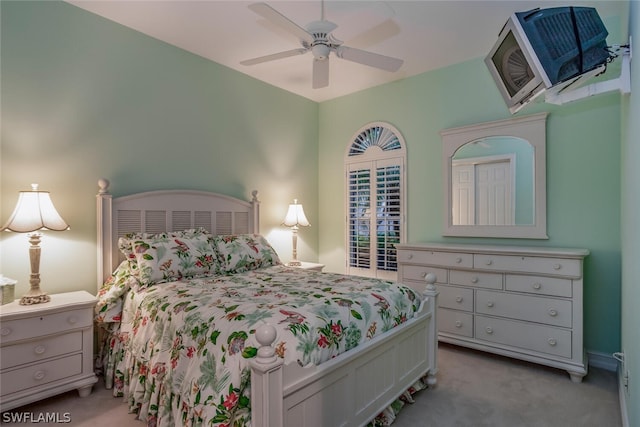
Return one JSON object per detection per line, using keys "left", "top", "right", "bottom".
{"left": 344, "top": 122, "right": 406, "bottom": 280}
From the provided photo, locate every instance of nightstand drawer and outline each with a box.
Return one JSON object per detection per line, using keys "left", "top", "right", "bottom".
{"left": 1, "top": 353, "right": 82, "bottom": 396}
{"left": 0, "top": 308, "right": 92, "bottom": 344}
{"left": 1, "top": 331, "right": 82, "bottom": 370}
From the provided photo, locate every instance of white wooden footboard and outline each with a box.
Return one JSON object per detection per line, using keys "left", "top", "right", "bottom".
{"left": 251, "top": 278, "right": 439, "bottom": 427}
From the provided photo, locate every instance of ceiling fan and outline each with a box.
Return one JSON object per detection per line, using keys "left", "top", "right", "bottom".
{"left": 240, "top": 1, "right": 404, "bottom": 89}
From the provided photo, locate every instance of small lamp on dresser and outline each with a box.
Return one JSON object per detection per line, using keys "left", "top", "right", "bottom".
{"left": 282, "top": 199, "right": 310, "bottom": 266}
{"left": 1, "top": 183, "right": 69, "bottom": 305}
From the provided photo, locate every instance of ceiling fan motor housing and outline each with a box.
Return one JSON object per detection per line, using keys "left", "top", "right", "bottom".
{"left": 306, "top": 20, "right": 337, "bottom": 60}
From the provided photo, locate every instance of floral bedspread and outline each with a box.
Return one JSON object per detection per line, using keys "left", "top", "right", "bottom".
{"left": 96, "top": 264, "right": 423, "bottom": 427}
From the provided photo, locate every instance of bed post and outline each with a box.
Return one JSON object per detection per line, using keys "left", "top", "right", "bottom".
{"left": 250, "top": 324, "right": 284, "bottom": 427}
{"left": 251, "top": 190, "right": 260, "bottom": 234}
{"left": 97, "top": 178, "right": 113, "bottom": 290}
{"left": 423, "top": 273, "right": 439, "bottom": 387}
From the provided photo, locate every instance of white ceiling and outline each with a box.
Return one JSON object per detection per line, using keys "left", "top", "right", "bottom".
{"left": 66, "top": 0, "right": 628, "bottom": 102}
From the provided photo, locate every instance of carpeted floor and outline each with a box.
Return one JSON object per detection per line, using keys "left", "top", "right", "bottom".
{"left": 0, "top": 343, "right": 621, "bottom": 427}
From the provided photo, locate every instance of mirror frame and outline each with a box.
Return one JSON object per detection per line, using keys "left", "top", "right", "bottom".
{"left": 441, "top": 112, "right": 548, "bottom": 239}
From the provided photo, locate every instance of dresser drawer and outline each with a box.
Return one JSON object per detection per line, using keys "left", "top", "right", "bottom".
{"left": 475, "top": 316, "right": 572, "bottom": 358}
{"left": 450, "top": 270, "right": 502, "bottom": 290}
{"left": 474, "top": 254, "right": 582, "bottom": 278}
{"left": 397, "top": 249, "right": 473, "bottom": 269}
{"left": 505, "top": 274, "right": 572, "bottom": 298}
{"left": 0, "top": 308, "right": 91, "bottom": 344}
{"left": 1, "top": 353, "right": 83, "bottom": 396}
{"left": 401, "top": 265, "right": 448, "bottom": 284}
{"left": 436, "top": 285, "right": 473, "bottom": 312}
{"left": 475, "top": 290, "right": 572, "bottom": 328}
{"left": 1, "top": 331, "right": 83, "bottom": 370}
{"left": 438, "top": 309, "right": 473, "bottom": 337}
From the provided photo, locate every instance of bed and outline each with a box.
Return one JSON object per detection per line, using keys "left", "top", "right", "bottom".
{"left": 95, "top": 179, "right": 438, "bottom": 427}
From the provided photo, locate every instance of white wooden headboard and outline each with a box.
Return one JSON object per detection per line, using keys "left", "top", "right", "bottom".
{"left": 96, "top": 178, "right": 260, "bottom": 288}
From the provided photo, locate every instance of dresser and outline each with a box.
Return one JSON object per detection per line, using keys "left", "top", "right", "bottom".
{"left": 396, "top": 243, "right": 589, "bottom": 382}
{"left": 0, "top": 291, "right": 98, "bottom": 411}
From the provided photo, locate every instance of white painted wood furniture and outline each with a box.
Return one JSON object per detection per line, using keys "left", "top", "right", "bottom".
{"left": 0, "top": 291, "right": 98, "bottom": 411}
{"left": 397, "top": 243, "right": 589, "bottom": 382}
{"left": 291, "top": 261, "right": 325, "bottom": 272}
{"left": 97, "top": 179, "right": 439, "bottom": 427}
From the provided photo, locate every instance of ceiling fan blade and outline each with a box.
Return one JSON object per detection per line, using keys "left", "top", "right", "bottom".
{"left": 312, "top": 58, "right": 329, "bottom": 89}
{"left": 249, "top": 3, "right": 314, "bottom": 44}
{"left": 241, "top": 48, "right": 308, "bottom": 66}
{"left": 335, "top": 46, "right": 403, "bottom": 72}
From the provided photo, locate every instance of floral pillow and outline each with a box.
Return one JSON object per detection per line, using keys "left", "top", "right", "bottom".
{"left": 118, "top": 228, "right": 211, "bottom": 263}
{"left": 132, "top": 233, "right": 219, "bottom": 285}
{"left": 95, "top": 260, "right": 138, "bottom": 324}
{"left": 213, "top": 234, "right": 282, "bottom": 274}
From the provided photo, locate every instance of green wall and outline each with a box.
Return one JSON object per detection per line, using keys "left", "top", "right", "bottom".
{"left": 620, "top": 2, "right": 639, "bottom": 425}
{"left": 318, "top": 48, "right": 622, "bottom": 356}
{"left": 0, "top": 1, "right": 319, "bottom": 294}
{"left": 0, "top": 1, "right": 630, "bottom": 365}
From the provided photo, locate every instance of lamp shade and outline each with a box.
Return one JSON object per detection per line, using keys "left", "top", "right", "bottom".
{"left": 283, "top": 199, "right": 310, "bottom": 227}
{"left": 1, "top": 184, "right": 69, "bottom": 233}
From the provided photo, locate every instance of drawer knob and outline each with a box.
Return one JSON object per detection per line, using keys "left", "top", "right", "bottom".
{"left": 455, "top": 257, "right": 462, "bottom": 264}
{"left": 532, "top": 283, "right": 542, "bottom": 290}
{"left": 455, "top": 321, "right": 462, "bottom": 328}
{"left": 548, "top": 338, "right": 557, "bottom": 346}
{"left": 34, "top": 345, "right": 46, "bottom": 355}
{"left": 485, "top": 327, "right": 493, "bottom": 335}
{"left": 68, "top": 316, "right": 78, "bottom": 325}
{"left": 407, "top": 254, "right": 413, "bottom": 260}
{"left": 486, "top": 301, "right": 494, "bottom": 308}
{"left": 455, "top": 296, "right": 463, "bottom": 303}
{"left": 553, "top": 264, "right": 562, "bottom": 270}
{"left": 548, "top": 309, "right": 558, "bottom": 317}
{"left": 33, "top": 370, "right": 46, "bottom": 381}
{"left": 1, "top": 327, "right": 11, "bottom": 336}
{"left": 471, "top": 277, "right": 479, "bottom": 284}
{"left": 485, "top": 259, "right": 493, "bottom": 266}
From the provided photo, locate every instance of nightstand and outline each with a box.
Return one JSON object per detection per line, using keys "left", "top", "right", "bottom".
{"left": 292, "top": 261, "right": 325, "bottom": 272}
{"left": 0, "top": 291, "right": 98, "bottom": 411}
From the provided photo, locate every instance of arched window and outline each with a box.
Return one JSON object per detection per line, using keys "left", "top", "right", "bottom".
{"left": 345, "top": 122, "right": 406, "bottom": 280}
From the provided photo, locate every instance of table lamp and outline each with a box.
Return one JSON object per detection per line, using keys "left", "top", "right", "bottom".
{"left": 282, "top": 199, "right": 310, "bottom": 266}
{"left": 1, "top": 184, "right": 69, "bottom": 305}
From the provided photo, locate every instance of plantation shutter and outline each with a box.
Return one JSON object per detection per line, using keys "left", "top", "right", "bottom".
{"left": 345, "top": 122, "right": 406, "bottom": 280}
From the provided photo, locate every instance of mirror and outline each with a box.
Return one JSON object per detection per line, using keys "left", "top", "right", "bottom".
{"left": 441, "top": 113, "right": 548, "bottom": 239}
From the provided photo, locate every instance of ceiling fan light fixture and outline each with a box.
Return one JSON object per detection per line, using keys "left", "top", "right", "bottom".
{"left": 311, "top": 43, "right": 331, "bottom": 60}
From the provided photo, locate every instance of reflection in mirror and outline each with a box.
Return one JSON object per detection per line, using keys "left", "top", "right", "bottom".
{"left": 452, "top": 136, "right": 534, "bottom": 226}
{"left": 441, "top": 113, "right": 548, "bottom": 239}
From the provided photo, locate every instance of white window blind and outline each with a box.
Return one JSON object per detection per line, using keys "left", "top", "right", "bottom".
{"left": 345, "top": 123, "right": 406, "bottom": 280}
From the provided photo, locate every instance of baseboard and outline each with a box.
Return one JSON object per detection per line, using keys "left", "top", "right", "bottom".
{"left": 587, "top": 350, "right": 618, "bottom": 371}
{"left": 618, "top": 367, "right": 630, "bottom": 427}
{"left": 587, "top": 351, "right": 629, "bottom": 426}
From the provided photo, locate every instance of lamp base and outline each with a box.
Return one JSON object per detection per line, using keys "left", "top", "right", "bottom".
{"left": 287, "top": 260, "right": 302, "bottom": 267}
{"left": 20, "top": 292, "right": 50, "bottom": 305}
